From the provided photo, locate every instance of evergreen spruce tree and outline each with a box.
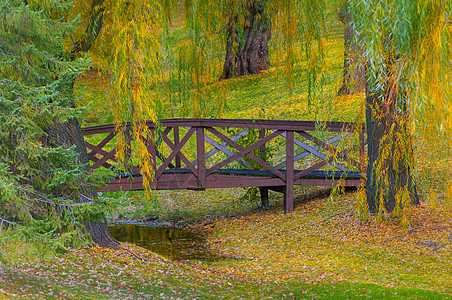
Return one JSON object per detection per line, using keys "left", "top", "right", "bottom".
{"left": 0, "top": 0, "right": 118, "bottom": 249}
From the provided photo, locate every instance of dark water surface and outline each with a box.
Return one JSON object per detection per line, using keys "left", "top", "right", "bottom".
{"left": 108, "top": 224, "right": 223, "bottom": 261}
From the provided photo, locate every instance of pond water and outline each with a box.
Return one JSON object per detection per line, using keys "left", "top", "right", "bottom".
{"left": 108, "top": 224, "right": 224, "bottom": 261}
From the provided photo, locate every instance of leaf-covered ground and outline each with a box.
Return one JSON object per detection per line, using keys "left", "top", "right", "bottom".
{"left": 1, "top": 188, "right": 452, "bottom": 299}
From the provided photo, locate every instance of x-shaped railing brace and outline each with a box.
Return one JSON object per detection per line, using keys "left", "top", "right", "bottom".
{"left": 274, "top": 131, "right": 352, "bottom": 171}
{"left": 185, "top": 127, "right": 253, "bottom": 169}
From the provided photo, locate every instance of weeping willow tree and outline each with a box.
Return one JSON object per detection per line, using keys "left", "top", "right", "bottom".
{"left": 161, "top": 0, "right": 327, "bottom": 115}
{"left": 348, "top": 0, "right": 451, "bottom": 219}
{"left": 337, "top": 0, "right": 365, "bottom": 95}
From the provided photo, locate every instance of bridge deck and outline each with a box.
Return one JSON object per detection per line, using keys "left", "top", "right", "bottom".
{"left": 82, "top": 118, "right": 366, "bottom": 213}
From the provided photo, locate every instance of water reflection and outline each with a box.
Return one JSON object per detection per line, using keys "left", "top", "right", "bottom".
{"left": 108, "top": 224, "right": 223, "bottom": 261}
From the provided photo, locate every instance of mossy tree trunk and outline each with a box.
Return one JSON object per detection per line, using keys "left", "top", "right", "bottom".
{"left": 337, "top": 7, "right": 365, "bottom": 95}
{"left": 220, "top": 1, "right": 271, "bottom": 80}
{"left": 365, "top": 75, "right": 419, "bottom": 213}
{"left": 44, "top": 118, "right": 119, "bottom": 249}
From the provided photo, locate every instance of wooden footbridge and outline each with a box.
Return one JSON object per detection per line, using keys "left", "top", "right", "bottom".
{"left": 82, "top": 118, "right": 366, "bottom": 213}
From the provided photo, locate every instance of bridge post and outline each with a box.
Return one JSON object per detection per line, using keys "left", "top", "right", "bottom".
{"left": 149, "top": 128, "right": 157, "bottom": 188}
{"left": 359, "top": 123, "right": 366, "bottom": 174}
{"left": 124, "top": 124, "right": 132, "bottom": 170}
{"left": 196, "top": 127, "right": 206, "bottom": 189}
{"left": 259, "top": 129, "right": 269, "bottom": 208}
{"left": 285, "top": 130, "right": 294, "bottom": 213}
{"left": 174, "top": 127, "right": 181, "bottom": 168}
{"left": 260, "top": 187, "right": 269, "bottom": 208}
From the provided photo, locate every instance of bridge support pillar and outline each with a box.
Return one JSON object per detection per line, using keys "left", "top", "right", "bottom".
{"left": 260, "top": 187, "right": 269, "bottom": 208}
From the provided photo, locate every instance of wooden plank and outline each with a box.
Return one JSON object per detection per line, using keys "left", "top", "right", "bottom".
{"left": 87, "top": 151, "right": 114, "bottom": 169}
{"left": 85, "top": 141, "right": 116, "bottom": 158}
{"left": 293, "top": 158, "right": 330, "bottom": 181}
{"left": 293, "top": 131, "right": 348, "bottom": 171}
{"left": 84, "top": 119, "right": 357, "bottom": 134}
{"left": 161, "top": 130, "right": 198, "bottom": 175}
{"left": 85, "top": 131, "right": 117, "bottom": 164}
{"left": 85, "top": 141, "right": 122, "bottom": 169}
{"left": 197, "top": 127, "right": 206, "bottom": 189}
{"left": 276, "top": 151, "right": 310, "bottom": 170}
{"left": 275, "top": 132, "right": 348, "bottom": 171}
{"left": 296, "top": 130, "right": 358, "bottom": 167}
{"left": 160, "top": 118, "right": 354, "bottom": 132}
{"left": 82, "top": 124, "right": 116, "bottom": 135}
{"left": 149, "top": 129, "right": 157, "bottom": 188}
{"left": 91, "top": 148, "right": 116, "bottom": 170}
{"left": 174, "top": 127, "right": 181, "bottom": 168}
{"left": 156, "top": 174, "right": 199, "bottom": 189}
{"left": 94, "top": 131, "right": 116, "bottom": 151}
{"left": 157, "top": 173, "right": 284, "bottom": 189}
{"left": 102, "top": 170, "right": 363, "bottom": 191}
{"left": 204, "top": 176, "right": 285, "bottom": 188}
{"left": 285, "top": 130, "right": 294, "bottom": 214}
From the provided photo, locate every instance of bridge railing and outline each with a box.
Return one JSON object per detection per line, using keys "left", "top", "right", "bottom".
{"left": 82, "top": 118, "right": 366, "bottom": 213}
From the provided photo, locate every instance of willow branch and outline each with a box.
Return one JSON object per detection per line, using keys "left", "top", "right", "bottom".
{"left": 71, "top": 0, "right": 105, "bottom": 55}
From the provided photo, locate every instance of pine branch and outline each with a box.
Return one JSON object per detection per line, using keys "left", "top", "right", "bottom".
{"left": 16, "top": 186, "right": 93, "bottom": 211}
{"left": 0, "top": 217, "right": 14, "bottom": 234}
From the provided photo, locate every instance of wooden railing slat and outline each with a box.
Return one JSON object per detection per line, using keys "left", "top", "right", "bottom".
{"left": 285, "top": 131, "right": 294, "bottom": 213}
{"left": 155, "top": 127, "right": 196, "bottom": 179}
{"left": 91, "top": 148, "right": 116, "bottom": 170}
{"left": 196, "top": 127, "right": 206, "bottom": 189}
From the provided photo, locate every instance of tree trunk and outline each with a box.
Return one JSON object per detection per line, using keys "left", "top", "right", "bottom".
{"left": 365, "top": 90, "right": 419, "bottom": 213}
{"left": 337, "top": 8, "right": 365, "bottom": 95}
{"left": 221, "top": 15, "right": 237, "bottom": 80}
{"left": 220, "top": 1, "right": 270, "bottom": 80}
{"left": 44, "top": 118, "right": 119, "bottom": 249}
{"left": 43, "top": 0, "right": 118, "bottom": 249}
{"left": 45, "top": 118, "right": 90, "bottom": 167}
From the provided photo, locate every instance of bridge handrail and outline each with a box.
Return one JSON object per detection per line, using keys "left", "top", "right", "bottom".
{"left": 82, "top": 118, "right": 361, "bottom": 136}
